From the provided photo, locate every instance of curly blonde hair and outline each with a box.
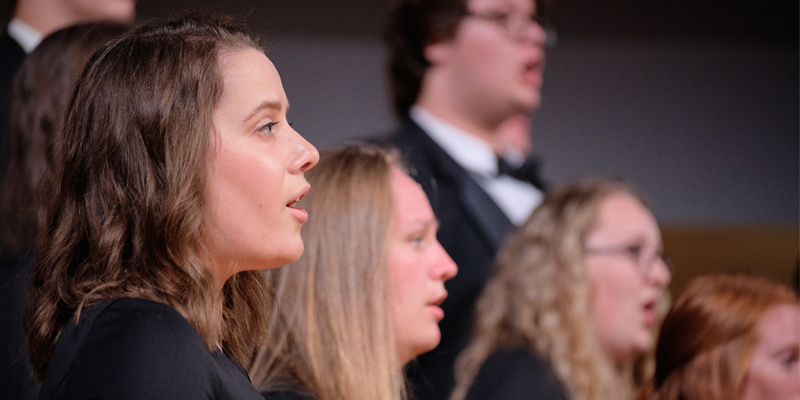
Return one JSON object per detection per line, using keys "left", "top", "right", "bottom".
{"left": 452, "top": 179, "right": 661, "bottom": 400}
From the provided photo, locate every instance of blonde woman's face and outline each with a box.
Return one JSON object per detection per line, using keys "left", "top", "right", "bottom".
{"left": 387, "top": 168, "right": 458, "bottom": 365}
{"left": 583, "top": 193, "right": 671, "bottom": 364}
{"left": 741, "top": 303, "right": 800, "bottom": 400}
{"left": 204, "top": 49, "right": 319, "bottom": 284}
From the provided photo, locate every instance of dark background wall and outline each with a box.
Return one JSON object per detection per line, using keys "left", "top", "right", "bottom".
{"left": 2, "top": 2, "right": 798, "bottom": 290}
{"left": 2, "top": 0, "right": 796, "bottom": 225}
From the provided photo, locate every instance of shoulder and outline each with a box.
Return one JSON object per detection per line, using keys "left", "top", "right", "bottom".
{"left": 465, "top": 347, "right": 569, "bottom": 400}
{"left": 58, "top": 298, "right": 218, "bottom": 399}
{"left": 260, "top": 390, "right": 316, "bottom": 400}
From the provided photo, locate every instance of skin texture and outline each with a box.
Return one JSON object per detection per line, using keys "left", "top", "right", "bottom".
{"left": 741, "top": 304, "right": 800, "bottom": 400}
{"left": 419, "top": 0, "right": 546, "bottom": 149}
{"left": 16, "top": 0, "right": 136, "bottom": 36}
{"left": 63, "top": 0, "right": 136, "bottom": 22}
{"left": 204, "top": 48, "right": 319, "bottom": 285}
{"left": 583, "top": 193, "right": 671, "bottom": 364}
{"left": 387, "top": 168, "right": 458, "bottom": 365}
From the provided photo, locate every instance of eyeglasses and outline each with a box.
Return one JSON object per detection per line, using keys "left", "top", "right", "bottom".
{"left": 464, "top": 10, "right": 548, "bottom": 42}
{"left": 583, "top": 244, "right": 672, "bottom": 276}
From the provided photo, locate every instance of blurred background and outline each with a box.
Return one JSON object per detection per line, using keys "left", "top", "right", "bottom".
{"left": 2, "top": 0, "right": 797, "bottom": 293}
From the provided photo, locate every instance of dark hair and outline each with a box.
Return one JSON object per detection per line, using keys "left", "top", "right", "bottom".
{"left": 384, "top": 0, "right": 468, "bottom": 118}
{"left": 26, "top": 14, "right": 269, "bottom": 382}
{"left": 0, "top": 23, "right": 129, "bottom": 252}
{"left": 653, "top": 274, "right": 798, "bottom": 400}
{"left": 384, "top": 0, "right": 548, "bottom": 118}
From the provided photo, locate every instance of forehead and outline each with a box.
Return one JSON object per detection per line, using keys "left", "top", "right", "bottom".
{"left": 390, "top": 168, "right": 434, "bottom": 225}
{"left": 590, "top": 193, "right": 659, "bottom": 242}
{"left": 758, "top": 304, "right": 800, "bottom": 343}
{"left": 468, "top": 0, "right": 536, "bottom": 12}
{"left": 216, "top": 48, "right": 286, "bottom": 105}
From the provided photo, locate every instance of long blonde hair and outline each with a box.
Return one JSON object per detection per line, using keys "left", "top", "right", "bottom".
{"left": 452, "top": 179, "right": 658, "bottom": 400}
{"left": 249, "top": 144, "right": 406, "bottom": 400}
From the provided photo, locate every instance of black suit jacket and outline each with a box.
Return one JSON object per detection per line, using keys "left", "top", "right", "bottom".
{"left": 386, "top": 119, "right": 516, "bottom": 400}
{"left": 0, "top": 30, "right": 27, "bottom": 194}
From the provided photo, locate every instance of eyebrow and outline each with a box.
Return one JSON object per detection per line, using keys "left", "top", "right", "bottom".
{"left": 245, "top": 100, "right": 290, "bottom": 122}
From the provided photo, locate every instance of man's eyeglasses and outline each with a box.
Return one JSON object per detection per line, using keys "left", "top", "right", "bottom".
{"left": 583, "top": 244, "right": 672, "bottom": 276}
{"left": 464, "top": 10, "right": 554, "bottom": 45}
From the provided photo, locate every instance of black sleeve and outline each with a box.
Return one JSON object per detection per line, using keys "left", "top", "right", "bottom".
{"left": 59, "top": 298, "right": 218, "bottom": 400}
{"left": 463, "top": 348, "right": 570, "bottom": 400}
{"left": 261, "top": 390, "right": 316, "bottom": 400}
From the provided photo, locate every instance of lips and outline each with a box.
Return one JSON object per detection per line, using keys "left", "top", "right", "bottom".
{"left": 641, "top": 300, "right": 657, "bottom": 327}
{"left": 427, "top": 292, "right": 448, "bottom": 321}
{"left": 286, "top": 185, "right": 310, "bottom": 223}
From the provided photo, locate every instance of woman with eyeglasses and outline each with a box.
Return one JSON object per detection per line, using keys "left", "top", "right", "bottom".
{"left": 451, "top": 179, "right": 671, "bottom": 400}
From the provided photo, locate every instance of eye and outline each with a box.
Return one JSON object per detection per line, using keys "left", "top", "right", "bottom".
{"left": 257, "top": 121, "right": 279, "bottom": 135}
{"left": 625, "top": 245, "right": 643, "bottom": 259}
{"left": 485, "top": 11, "right": 510, "bottom": 24}
{"left": 781, "top": 350, "right": 799, "bottom": 370}
{"left": 410, "top": 236, "right": 423, "bottom": 247}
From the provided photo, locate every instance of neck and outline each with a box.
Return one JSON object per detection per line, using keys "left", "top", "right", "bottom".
{"left": 415, "top": 98, "right": 504, "bottom": 155}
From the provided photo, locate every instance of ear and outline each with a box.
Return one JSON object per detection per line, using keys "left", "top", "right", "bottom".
{"left": 423, "top": 40, "right": 453, "bottom": 66}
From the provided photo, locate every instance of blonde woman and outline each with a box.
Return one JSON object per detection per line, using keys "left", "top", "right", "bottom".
{"left": 249, "top": 144, "right": 458, "bottom": 400}
{"left": 451, "top": 179, "right": 671, "bottom": 400}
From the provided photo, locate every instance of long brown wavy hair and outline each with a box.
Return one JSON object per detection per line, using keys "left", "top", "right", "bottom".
{"left": 452, "top": 179, "right": 662, "bottom": 400}
{"left": 26, "top": 14, "right": 270, "bottom": 382}
{"left": 0, "top": 23, "right": 129, "bottom": 252}
{"left": 651, "top": 274, "right": 798, "bottom": 400}
{"left": 249, "top": 144, "right": 407, "bottom": 400}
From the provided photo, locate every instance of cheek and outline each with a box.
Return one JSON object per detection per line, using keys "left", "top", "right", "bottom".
{"left": 589, "top": 267, "right": 644, "bottom": 348}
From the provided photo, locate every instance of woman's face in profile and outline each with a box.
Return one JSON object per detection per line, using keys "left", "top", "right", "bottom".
{"left": 387, "top": 168, "right": 458, "bottom": 365}
{"left": 203, "top": 48, "right": 319, "bottom": 283}
{"left": 583, "top": 193, "right": 671, "bottom": 363}
{"left": 740, "top": 303, "right": 800, "bottom": 400}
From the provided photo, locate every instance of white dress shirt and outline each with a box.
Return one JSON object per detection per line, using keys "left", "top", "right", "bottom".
{"left": 8, "top": 18, "right": 43, "bottom": 53}
{"left": 409, "top": 106, "right": 543, "bottom": 225}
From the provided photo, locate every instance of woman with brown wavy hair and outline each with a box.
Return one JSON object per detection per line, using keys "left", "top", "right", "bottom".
{"left": 249, "top": 144, "right": 458, "bottom": 400}
{"left": 26, "top": 14, "right": 318, "bottom": 399}
{"left": 651, "top": 274, "right": 799, "bottom": 400}
{"left": 451, "top": 179, "right": 671, "bottom": 400}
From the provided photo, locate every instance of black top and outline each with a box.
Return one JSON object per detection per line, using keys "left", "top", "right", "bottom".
{"left": 0, "top": 248, "right": 38, "bottom": 400}
{"left": 39, "top": 297, "right": 263, "bottom": 400}
{"left": 261, "top": 390, "right": 316, "bottom": 400}
{"left": 463, "top": 347, "right": 569, "bottom": 400}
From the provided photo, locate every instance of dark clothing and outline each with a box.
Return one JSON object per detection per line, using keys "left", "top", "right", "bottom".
{"left": 39, "top": 297, "right": 263, "bottom": 400}
{"left": 261, "top": 390, "right": 316, "bottom": 400}
{"left": 0, "top": 31, "right": 26, "bottom": 194}
{"left": 0, "top": 249, "right": 38, "bottom": 400}
{"left": 464, "top": 348, "right": 569, "bottom": 400}
{"left": 385, "top": 119, "right": 519, "bottom": 400}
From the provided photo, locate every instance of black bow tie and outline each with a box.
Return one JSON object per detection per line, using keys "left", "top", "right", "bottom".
{"left": 496, "top": 156, "right": 547, "bottom": 191}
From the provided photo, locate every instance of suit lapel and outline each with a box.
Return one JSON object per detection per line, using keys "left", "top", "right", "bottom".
{"left": 396, "top": 120, "right": 514, "bottom": 252}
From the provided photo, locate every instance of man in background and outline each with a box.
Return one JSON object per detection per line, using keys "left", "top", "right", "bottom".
{"left": 383, "top": 0, "right": 548, "bottom": 399}
{"left": 0, "top": 0, "right": 136, "bottom": 193}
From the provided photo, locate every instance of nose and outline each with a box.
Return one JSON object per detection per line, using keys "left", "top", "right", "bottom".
{"left": 430, "top": 240, "right": 458, "bottom": 282}
{"left": 519, "top": 19, "right": 547, "bottom": 47}
{"left": 647, "top": 257, "right": 671, "bottom": 288}
{"left": 288, "top": 130, "right": 319, "bottom": 174}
